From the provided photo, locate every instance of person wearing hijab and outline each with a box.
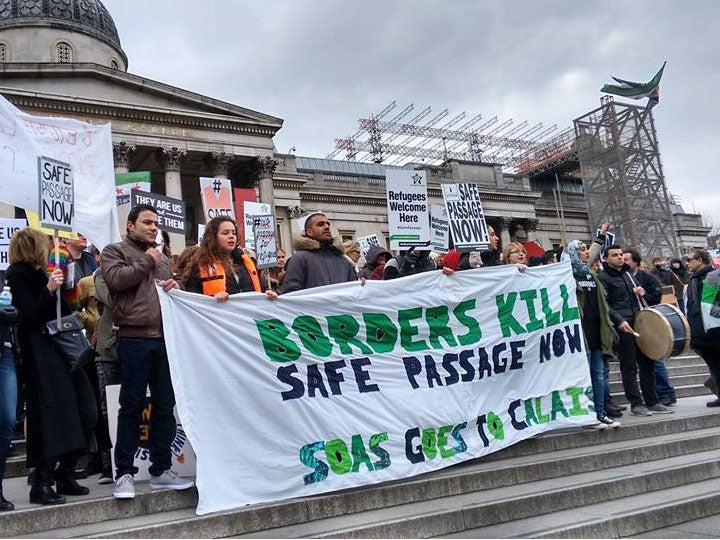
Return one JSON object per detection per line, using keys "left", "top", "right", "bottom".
{"left": 567, "top": 239, "right": 620, "bottom": 428}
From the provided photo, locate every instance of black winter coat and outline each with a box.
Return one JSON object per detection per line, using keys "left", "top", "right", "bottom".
{"left": 5, "top": 262, "right": 96, "bottom": 466}
{"left": 687, "top": 264, "right": 720, "bottom": 348}
{"left": 599, "top": 265, "right": 661, "bottom": 326}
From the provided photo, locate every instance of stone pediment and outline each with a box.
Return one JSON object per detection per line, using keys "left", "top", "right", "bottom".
{"left": 0, "top": 62, "right": 283, "bottom": 133}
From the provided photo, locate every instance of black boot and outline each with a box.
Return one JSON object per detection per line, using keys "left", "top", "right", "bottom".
{"left": 0, "top": 485, "right": 14, "bottom": 511}
{"left": 29, "top": 484, "right": 66, "bottom": 505}
{"left": 55, "top": 469, "right": 90, "bottom": 497}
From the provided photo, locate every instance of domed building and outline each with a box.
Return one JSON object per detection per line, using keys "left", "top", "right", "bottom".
{"left": 0, "top": 0, "right": 127, "bottom": 69}
{"left": 0, "top": 0, "right": 291, "bottom": 248}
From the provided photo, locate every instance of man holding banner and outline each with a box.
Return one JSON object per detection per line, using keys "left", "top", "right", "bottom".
{"left": 280, "top": 212, "right": 357, "bottom": 293}
{"left": 100, "top": 204, "right": 193, "bottom": 499}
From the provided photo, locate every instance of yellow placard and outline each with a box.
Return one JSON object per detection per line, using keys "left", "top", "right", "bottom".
{"left": 26, "top": 211, "right": 79, "bottom": 240}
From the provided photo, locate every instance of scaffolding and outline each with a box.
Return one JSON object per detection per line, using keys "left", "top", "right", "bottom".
{"left": 327, "top": 102, "right": 557, "bottom": 168}
{"left": 573, "top": 96, "right": 680, "bottom": 258}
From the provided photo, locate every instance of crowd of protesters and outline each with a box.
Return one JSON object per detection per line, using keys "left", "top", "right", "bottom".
{"left": 1, "top": 205, "right": 719, "bottom": 510}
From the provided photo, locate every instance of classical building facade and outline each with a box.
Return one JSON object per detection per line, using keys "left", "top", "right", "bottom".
{"left": 0, "top": 0, "right": 709, "bottom": 256}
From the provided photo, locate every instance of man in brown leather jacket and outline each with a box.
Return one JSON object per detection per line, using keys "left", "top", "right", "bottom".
{"left": 101, "top": 204, "right": 192, "bottom": 499}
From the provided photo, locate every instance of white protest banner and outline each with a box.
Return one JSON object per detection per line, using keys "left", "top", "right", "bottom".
{"left": 131, "top": 190, "right": 186, "bottom": 234}
{"left": 106, "top": 385, "right": 196, "bottom": 482}
{"left": 158, "top": 261, "right": 593, "bottom": 515}
{"left": 442, "top": 183, "right": 490, "bottom": 251}
{"left": 430, "top": 204, "right": 450, "bottom": 252}
{"left": 199, "top": 177, "right": 235, "bottom": 221}
{"left": 252, "top": 214, "right": 277, "bottom": 269}
{"left": 243, "top": 201, "right": 271, "bottom": 248}
{"left": 38, "top": 156, "right": 74, "bottom": 231}
{"left": 356, "top": 234, "right": 382, "bottom": 258}
{"left": 0, "top": 94, "right": 119, "bottom": 249}
{"left": 0, "top": 218, "right": 27, "bottom": 270}
{"left": 385, "top": 170, "right": 430, "bottom": 250}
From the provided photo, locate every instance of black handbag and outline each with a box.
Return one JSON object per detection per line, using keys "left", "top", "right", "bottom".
{"left": 45, "top": 314, "right": 98, "bottom": 373}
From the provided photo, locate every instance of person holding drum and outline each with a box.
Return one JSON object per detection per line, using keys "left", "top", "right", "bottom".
{"left": 685, "top": 249, "right": 720, "bottom": 407}
{"left": 567, "top": 240, "right": 620, "bottom": 428}
{"left": 599, "top": 245, "right": 676, "bottom": 417}
{"left": 622, "top": 249, "right": 678, "bottom": 407}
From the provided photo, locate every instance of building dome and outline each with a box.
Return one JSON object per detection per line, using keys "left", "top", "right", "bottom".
{"left": 0, "top": 0, "right": 127, "bottom": 68}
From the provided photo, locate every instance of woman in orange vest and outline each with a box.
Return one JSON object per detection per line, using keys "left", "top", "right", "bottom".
{"left": 183, "top": 217, "right": 277, "bottom": 302}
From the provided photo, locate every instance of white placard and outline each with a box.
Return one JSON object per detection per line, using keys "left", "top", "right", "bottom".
{"left": 442, "top": 183, "right": 490, "bottom": 251}
{"left": 356, "top": 234, "right": 382, "bottom": 259}
{"left": 158, "top": 261, "right": 593, "bottom": 515}
{"left": 430, "top": 204, "right": 450, "bottom": 252}
{"left": 253, "top": 214, "right": 278, "bottom": 270}
{"left": 38, "top": 156, "right": 74, "bottom": 231}
{"left": 0, "top": 218, "right": 27, "bottom": 270}
{"left": 0, "top": 94, "right": 119, "bottom": 249}
{"left": 243, "top": 201, "right": 271, "bottom": 248}
{"left": 106, "top": 384, "right": 196, "bottom": 482}
{"left": 385, "top": 170, "right": 430, "bottom": 250}
{"left": 199, "top": 177, "right": 235, "bottom": 222}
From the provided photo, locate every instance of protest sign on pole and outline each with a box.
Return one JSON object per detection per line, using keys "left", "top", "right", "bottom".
{"left": 252, "top": 214, "right": 277, "bottom": 270}
{"left": 430, "top": 204, "right": 450, "bottom": 252}
{"left": 38, "top": 156, "right": 74, "bottom": 232}
{"left": 0, "top": 93, "right": 119, "bottom": 250}
{"left": 385, "top": 170, "right": 430, "bottom": 250}
{"left": 0, "top": 218, "right": 27, "bottom": 271}
{"left": 199, "top": 177, "right": 235, "bottom": 221}
{"left": 131, "top": 190, "right": 186, "bottom": 234}
{"left": 356, "top": 234, "right": 382, "bottom": 259}
{"left": 442, "top": 183, "right": 490, "bottom": 251}
{"left": 243, "top": 201, "right": 271, "bottom": 249}
{"left": 38, "top": 156, "right": 74, "bottom": 328}
{"left": 158, "top": 261, "right": 593, "bottom": 515}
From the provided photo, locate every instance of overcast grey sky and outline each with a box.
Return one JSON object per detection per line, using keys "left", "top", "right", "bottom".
{"left": 105, "top": 0, "right": 719, "bottom": 223}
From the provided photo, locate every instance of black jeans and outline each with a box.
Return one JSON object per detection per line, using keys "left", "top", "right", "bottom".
{"left": 616, "top": 332, "right": 659, "bottom": 407}
{"left": 695, "top": 342, "right": 720, "bottom": 393}
{"left": 115, "top": 337, "right": 176, "bottom": 478}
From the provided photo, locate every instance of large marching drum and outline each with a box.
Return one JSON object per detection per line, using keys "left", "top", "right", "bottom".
{"left": 634, "top": 303, "right": 690, "bottom": 361}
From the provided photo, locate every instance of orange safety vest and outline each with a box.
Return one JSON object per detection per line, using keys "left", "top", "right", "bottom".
{"left": 198, "top": 254, "right": 261, "bottom": 296}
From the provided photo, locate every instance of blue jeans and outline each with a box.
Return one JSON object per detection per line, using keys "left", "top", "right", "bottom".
{"left": 0, "top": 345, "right": 17, "bottom": 482}
{"left": 115, "top": 338, "right": 176, "bottom": 478}
{"left": 654, "top": 360, "right": 676, "bottom": 402}
{"left": 587, "top": 350, "right": 606, "bottom": 417}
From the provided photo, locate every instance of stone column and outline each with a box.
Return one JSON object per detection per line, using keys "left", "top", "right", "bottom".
{"left": 525, "top": 218, "right": 540, "bottom": 242}
{"left": 498, "top": 217, "right": 513, "bottom": 248}
{"left": 257, "top": 156, "right": 277, "bottom": 206}
{"left": 205, "top": 151, "right": 232, "bottom": 179}
{"left": 156, "top": 147, "right": 187, "bottom": 252}
{"left": 156, "top": 147, "right": 186, "bottom": 200}
{"left": 113, "top": 142, "right": 136, "bottom": 175}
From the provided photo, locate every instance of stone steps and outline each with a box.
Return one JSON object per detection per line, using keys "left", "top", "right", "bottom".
{"left": 3, "top": 396, "right": 719, "bottom": 538}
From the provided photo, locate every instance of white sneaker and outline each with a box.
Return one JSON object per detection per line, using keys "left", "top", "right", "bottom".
{"left": 113, "top": 474, "right": 135, "bottom": 499}
{"left": 598, "top": 414, "right": 621, "bottom": 428}
{"left": 149, "top": 469, "right": 194, "bottom": 491}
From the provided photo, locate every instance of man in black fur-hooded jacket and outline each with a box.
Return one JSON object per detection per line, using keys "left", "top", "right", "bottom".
{"left": 279, "top": 212, "right": 357, "bottom": 293}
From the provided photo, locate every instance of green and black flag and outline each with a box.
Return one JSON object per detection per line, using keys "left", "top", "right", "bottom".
{"left": 601, "top": 62, "right": 666, "bottom": 109}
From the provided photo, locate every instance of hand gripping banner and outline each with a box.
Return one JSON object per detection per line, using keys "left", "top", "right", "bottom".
{"left": 158, "top": 261, "right": 594, "bottom": 515}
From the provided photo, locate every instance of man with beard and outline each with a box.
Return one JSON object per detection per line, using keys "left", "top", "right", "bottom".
{"left": 279, "top": 212, "right": 357, "bottom": 293}
{"left": 598, "top": 245, "right": 675, "bottom": 416}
